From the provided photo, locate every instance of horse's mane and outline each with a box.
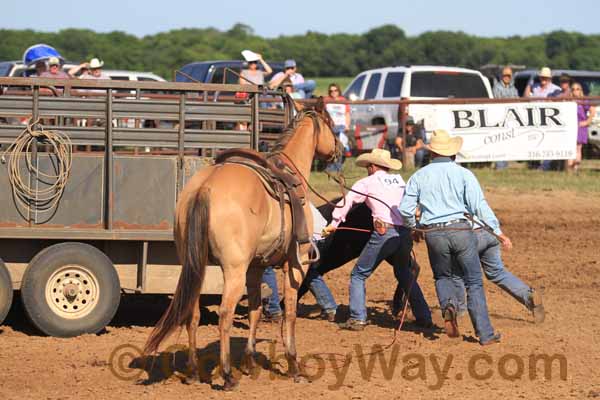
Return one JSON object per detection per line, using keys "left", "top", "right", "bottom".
{"left": 271, "top": 109, "right": 322, "bottom": 153}
{"left": 271, "top": 97, "right": 335, "bottom": 154}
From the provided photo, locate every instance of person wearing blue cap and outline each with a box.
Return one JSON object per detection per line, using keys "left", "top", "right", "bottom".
{"left": 269, "top": 59, "right": 316, "bottom": 98}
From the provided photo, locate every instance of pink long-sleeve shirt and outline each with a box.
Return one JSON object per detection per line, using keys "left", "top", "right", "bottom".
{"left": 331, "top": 170, "right": 405, "bottom": 228}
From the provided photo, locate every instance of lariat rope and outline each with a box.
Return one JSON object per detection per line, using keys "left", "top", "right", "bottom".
{"left": 0, "top": 118, "right": 73, "bottom": 214}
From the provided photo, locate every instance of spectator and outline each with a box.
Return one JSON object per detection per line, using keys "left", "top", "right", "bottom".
{"left": 524, "top": 67, "right": 560, "bottom": 98}
{"left": 282, "top": 79, "right": 302, "bottom": 99}
{"left": 568, "top": 82, "right": 596, "bottom": 172}
{"left": 31, "top": 60, "right": 47, "bottom": 77}
{"left": 524, "top": 67, "right": 561, "bottom": 171}
{"left": 493, "top": 66, "right": 518, "bottom": 98}
{"left": 69, "top": 58, "right": 108, "bottom": 80}
{"left": 492, "top": 66, "right": 519, "bottom": 169}
{"left": 39, "top": 57, "right": 70, "bottom": 79}
{"left": 324, "top": 83, "right": 350, "bottom": 172}
{"left": 394, "top": 116, "right": 427, "bottom": 169}
{"left": 269, "top": 59, "right": 316, "bottom": 99}
{"left": 239, "top": 50, "right": 272, "bottom": 85}
{"left": 549, "top": 73, "right": 572, "bottom": 98}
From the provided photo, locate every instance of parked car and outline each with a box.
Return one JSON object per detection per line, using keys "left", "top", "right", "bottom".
{"left": 103, "top": 70, "right": 165, "bottom": 82}
{"left": 589, "top": 108, "right": 600, "bottom": 150}
{"left": 0, "top": 60, "right": 78, "bottom": 77}
{"left": 513, "top": 69, "right": 600, "bottom": 97}
{"left": 175, "top": 60, "right": 284, "bottom": 84}
{"left": 343, "top": 65, "right": 493, "bottom": 147}
{"left": 514, "top": 69, "right": 600, "bottom": 148}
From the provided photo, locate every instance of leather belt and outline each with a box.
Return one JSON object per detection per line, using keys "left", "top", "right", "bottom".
{"left": 373, "top": 218, "right": 404, "bottom": 234}
{"left": 422, "top": 218, "right": 468, "bottom": 229}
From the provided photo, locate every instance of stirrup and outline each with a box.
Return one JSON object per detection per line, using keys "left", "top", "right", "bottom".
{"left": 296, "top": 239, "right": 320, "bottom": 265}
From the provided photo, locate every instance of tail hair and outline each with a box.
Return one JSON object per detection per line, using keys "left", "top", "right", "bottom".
{"left": 144, "top": 188, "right": 210, "bottom": 355}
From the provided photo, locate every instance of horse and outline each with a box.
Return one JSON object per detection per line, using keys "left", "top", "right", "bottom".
{"left": 143, "top": 99, "right": 340, "bottom": 390}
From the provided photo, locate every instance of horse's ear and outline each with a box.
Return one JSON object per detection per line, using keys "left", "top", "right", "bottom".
{"left": 293, "top": 100, "right": 305, "bottom": 112}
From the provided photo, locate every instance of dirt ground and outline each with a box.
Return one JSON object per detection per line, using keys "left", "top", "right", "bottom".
{"left": 1, "top": 189, "right": 599, "bottom": 400}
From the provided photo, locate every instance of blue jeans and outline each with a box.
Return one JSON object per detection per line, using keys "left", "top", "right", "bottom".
{"left": 455, "top": 229, "right": 531, "bottom": 311}
{"left": 325, "top": 125, "right": 347, "bottom": 173}
{"left": 304, "top": 263, "right": 338, "bottom": 312}
{"left": 262, "top": 266, "right": 282, "bottom": 316}
{"left": 424, "top": 222, "right": 495, "bottom": 343}
{"left": 349, "top": 226, "right": 431, "bottom": 322}
{"left": 541, "top": 160, "right": 552, "bottom": 171}
{"left": 495, "top": 161, "right": 508, "bottom": 170}
{"left": 300, "top": 238, "right": 338, "bottom": 312}
{"left": 294, "top": 80, "right": 317, "bottom": 99}
{"left": 415, "top": 148, "right": 427, "bottom": 168}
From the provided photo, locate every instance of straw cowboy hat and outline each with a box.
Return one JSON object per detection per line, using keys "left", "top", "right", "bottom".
{"left": 241, "top": 50, "right": 260, "bottom": 62}
{"left": 427, "top": 129, "right": 463, "bottom": 156}
{"left": 539, "top": 67, "right": 552, "bottom": 79}
{"left": 356, "top": 148, "right": 402, "bottom": 170}
{"left": 48, "top": 56, "right": 60, "bottom": 66}
{"left": 89, "top": 58, "right": 104, "bottom": 69}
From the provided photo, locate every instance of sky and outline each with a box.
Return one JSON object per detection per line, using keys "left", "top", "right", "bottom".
{"left": 3, "top": 0, "right": 599, "bottom": 38}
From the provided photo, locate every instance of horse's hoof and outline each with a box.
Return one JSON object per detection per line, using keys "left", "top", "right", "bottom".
{"left": 182, "top": 375, "right": 201, "bottom": 385}
{"left": 240, "top": 353, "right": 257, "bottom": 376}
{"left": 293, "top": 374, "right": 309, "bottom": 384}
{"left": 223, "top": 378, "right": 239, "bottom": 391}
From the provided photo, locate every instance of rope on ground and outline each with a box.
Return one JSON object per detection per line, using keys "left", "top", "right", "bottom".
{"left": 0, "top": 118, "right": 73, "bottom": 214}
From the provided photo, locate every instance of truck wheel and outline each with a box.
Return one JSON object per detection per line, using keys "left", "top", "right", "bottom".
{"left": 21, "top": 242, "right": 120, "bottom": 337}
{"left": 0, "top": 259, "right": 13, "bottom": 325}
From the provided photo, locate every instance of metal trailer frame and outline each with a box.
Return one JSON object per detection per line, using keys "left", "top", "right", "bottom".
{"left": 0, "top": 77, "right": 292, "bottom": 296}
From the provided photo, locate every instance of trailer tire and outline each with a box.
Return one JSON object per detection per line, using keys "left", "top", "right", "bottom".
{"left": 21, "top": 242, "right": 120, "bottom": 337}
{"left": 0, "top": 259, "right": 12, "bottom": 326}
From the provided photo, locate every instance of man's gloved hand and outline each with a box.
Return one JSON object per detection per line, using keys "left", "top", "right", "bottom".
{"left": 321, "top": 225, "right": 336, "bottom": 238}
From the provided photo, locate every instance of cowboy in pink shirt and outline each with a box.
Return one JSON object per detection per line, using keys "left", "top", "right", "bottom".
{"left": 323, "top": 149, "right": 432, "bottom": 331}
{"left": 330, "top": 168, "right": 405, "bottom": 228}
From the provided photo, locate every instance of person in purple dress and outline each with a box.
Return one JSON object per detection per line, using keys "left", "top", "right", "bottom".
{"left": 568, "top": 82, "right": 596, "bottom": 172}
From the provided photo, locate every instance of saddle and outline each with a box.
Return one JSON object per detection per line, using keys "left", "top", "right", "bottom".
{"left": 215, "top": 148, "right": 310, "bottom": 265}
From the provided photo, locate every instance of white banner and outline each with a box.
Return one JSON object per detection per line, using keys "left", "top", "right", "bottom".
{"left": 412, "top": 102, "right": 578, "bottom": 162}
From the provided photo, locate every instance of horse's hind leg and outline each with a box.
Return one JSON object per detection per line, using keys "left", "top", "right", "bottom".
{"left": 283, "top": 261, "right": 309, "bottom": 382}
{"left": 185, "top": 290, "right": 201, "bottom": 381}
{"left": 219, "top": 264, "right": 247, "bottom": 391}
{"left": 242, "top": 266, "right": 263, "bottom": 375}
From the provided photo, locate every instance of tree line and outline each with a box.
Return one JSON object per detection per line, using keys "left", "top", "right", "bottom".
{"left": 1, "top": 24, "right": 599, "bottom": 80}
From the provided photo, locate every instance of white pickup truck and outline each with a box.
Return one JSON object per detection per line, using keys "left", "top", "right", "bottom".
{"left": 343, "top": 65, "right": 493, "bottom": 150}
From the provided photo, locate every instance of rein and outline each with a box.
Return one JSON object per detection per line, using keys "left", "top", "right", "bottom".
{"left": 326, "top": 172, "right": 481, "bottom": 234}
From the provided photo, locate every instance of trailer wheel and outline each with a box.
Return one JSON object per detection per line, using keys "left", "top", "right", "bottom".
{"left": 0, "top": 259, "right": 13, "bottom": 325}
{"left": 21, "top": 242, "right": 120, "bottom": 337}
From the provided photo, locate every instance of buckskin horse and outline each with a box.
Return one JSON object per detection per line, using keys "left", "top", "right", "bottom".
{"left": 144, "top": 99, "right": 340, "bottom": 390}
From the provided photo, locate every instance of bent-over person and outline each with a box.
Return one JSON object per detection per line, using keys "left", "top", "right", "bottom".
{"left": 322, "top": 149, "right": 432, "bottom": 331}
{"left": 399, "top": 129, "right": 500, "bottom": 345}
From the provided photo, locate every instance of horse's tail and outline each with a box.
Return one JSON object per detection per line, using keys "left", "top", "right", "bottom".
{"left": 144, "top": 188, "right": 210, "bottom": 355}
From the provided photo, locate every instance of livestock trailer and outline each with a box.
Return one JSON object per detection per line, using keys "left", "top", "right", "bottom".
{"left": 0, "top": 77, "right": 291, "bottom": 336}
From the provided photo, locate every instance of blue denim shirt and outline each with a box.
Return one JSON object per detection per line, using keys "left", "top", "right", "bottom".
{"left": 399, "top": 157, "right": 502, "bottom": 234}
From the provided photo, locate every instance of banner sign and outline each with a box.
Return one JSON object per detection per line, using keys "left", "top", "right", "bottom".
{"left": 412, "top": 101, "right": 578, "bottom": 162}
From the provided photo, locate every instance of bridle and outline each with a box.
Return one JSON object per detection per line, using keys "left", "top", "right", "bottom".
{"left": 275, "top": 109, "right": 347, "bottom": 210}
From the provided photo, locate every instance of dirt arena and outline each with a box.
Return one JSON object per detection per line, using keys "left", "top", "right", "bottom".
{"left": 1, "top": 189, "right": 599, "bottom": 399}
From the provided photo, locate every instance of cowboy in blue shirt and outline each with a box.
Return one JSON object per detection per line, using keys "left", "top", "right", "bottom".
{"left": 399, "top": 129, "right": 501, "bottom": 345}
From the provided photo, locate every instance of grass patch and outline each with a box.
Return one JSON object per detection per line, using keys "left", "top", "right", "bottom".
{"left": 308, "top": 77, "right": 354, "bottom": 97}
{"left": 310, "top": 158, "right": 600, "bottom": 194}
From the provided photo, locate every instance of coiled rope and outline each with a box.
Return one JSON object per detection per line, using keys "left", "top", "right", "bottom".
{"left": 0, "top": 118, "right": 72, "bottom": 214}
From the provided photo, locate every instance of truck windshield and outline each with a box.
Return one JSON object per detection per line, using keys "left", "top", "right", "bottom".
{"left": 344, "top": 75, "right": 366, "bottom": 100}
{"left": 411, "top": 71, "right": 488, "bottom": 98}
{"left": 0, "top": 63, "right": 11, "bottom": 77}
{"left": 569, "top": 77, "right": 600, "bottom": 96}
